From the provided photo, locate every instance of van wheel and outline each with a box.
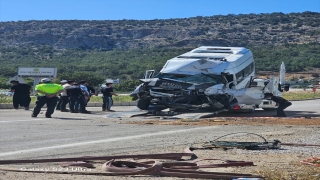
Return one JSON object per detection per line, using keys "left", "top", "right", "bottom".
{"left": 137, "top": 99, "right": 150, "bottom": 110}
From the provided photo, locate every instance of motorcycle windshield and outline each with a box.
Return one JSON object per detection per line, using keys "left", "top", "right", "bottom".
{"left": 154, "top": 73, "right": 224, "bottom": 85}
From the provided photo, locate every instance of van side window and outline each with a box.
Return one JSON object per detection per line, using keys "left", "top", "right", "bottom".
{"left": 236, "top": 62, "right": 254, "bottom": 84}
{"left": 243, "top": 62, "right": 253, "bottom": 77}
{"left": 236, "top": 71, "right": 243, "bottom": 83}
{"left": 226, "top": 74, "right": 235, "bottom": 88}
{"left": 225, "top": 74, "right": 234, "bottom": 82}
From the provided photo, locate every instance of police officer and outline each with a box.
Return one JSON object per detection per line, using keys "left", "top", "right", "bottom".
{"left": 264, "top": 93, "right": 292, "bottom": 117}
{"left": 10, "top": 80, "right": 32, "bottom": 110}
{"left": 31, "top": 78, "right": 64, "bottom": 118}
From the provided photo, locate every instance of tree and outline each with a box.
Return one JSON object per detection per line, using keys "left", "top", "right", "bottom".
{"left": 58, "top": 72, "right": 105, "bottom": 87}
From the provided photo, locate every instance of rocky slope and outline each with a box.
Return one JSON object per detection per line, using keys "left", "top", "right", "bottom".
{"left": 0, "top": 12, "right": 319, "bottom": 50}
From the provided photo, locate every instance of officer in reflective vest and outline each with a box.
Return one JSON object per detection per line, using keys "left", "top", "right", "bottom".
{"left": 31, "top": 78, "right": 64, "bottom": 118}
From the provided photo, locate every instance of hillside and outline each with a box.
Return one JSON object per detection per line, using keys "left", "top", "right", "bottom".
{"left": 0, "top": 12, "right": 319, "bottom": 49}
{"left": 0, "top": 12, "right": 319, "bottom": 89}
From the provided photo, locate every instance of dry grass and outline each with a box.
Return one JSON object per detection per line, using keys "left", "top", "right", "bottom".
{"left": 257, "top": 163, "right": 320, "bottom": 180}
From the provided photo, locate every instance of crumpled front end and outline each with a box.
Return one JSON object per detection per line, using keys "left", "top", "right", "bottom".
{"left": 131, "top": 74, "right": 238, "bottom": 111}
{"left": 130, "top": 46, "right": 254, "bottom": 111}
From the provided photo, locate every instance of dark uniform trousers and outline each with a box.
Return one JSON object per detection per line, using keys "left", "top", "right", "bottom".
{"left": 13, "top": 94, "right": 31, "bottom": 108}
{"left": 69, "top": 96, "right": 86, "bottom": 112}
{"left": 60, "top": 96, "right": 70, "bottom": 110}
{"left": 33, "top": 96, "right": 58, "bottom": 116}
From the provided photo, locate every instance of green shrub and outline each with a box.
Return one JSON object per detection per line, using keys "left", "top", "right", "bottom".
{"left": 89, "top": 95, "right": 133, "bottom": 102}
{"left": 283, "top": 91, "right": 320, "bottom": 100}
{"left": 0, "top": 95, "right": 12, "bottom": 103}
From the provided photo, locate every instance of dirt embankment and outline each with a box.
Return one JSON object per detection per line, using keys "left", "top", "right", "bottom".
{"left": 128, "top": 117, "right": 320, "bottom": 126}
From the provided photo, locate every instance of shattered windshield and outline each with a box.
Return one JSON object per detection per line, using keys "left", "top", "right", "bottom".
{"left": 154, "top": 73, "right": 224, "bottom": 84}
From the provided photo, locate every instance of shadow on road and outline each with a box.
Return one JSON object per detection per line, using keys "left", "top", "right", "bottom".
{"left": 54, "top": 117, "right": 88, "bottom": 120}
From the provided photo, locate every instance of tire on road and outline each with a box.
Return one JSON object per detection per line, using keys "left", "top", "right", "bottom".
{"left": 137, "top": 99, "right": 150, "bottom": 110}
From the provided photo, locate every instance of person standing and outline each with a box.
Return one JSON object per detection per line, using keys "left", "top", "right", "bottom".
{"left": 31, "top": 78, "right": 64, "bottom": 118}
{"left": 56, "top": 80, "right": 67, "bottom": 110}
{"left": 86, "top": 83, "right": 96, "bottom": 97}
{"left": 101, "top": 82, "right": 118, "bottom": 112}
{"left": 59, "top": 80, "right": 73, "bottom": 112}
{"left": 9, "top": 80, "right": 32, "bottom": 110}
{"left": 67, "top": 82, "right": 91, "bottom": 114}
{"left": 264, "top": 93, "right": 292, "bottom": 117}
{"left": 74, "top": 81, "right": 90, "bottom": 112}
{"left": 80, "top": 80, "right": 90, "bottom": 102}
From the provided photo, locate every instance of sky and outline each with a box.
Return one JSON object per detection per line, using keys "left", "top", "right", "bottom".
{"left": 0, "top": 0, "right": 319, "bottom": 22}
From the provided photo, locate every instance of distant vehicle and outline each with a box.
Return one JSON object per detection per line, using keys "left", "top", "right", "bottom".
{"left": 7, "top": 92, "right": 14, "bottom": 96}
{"left": 315, "top": 84, "right": 320, "bottom": 89}
{"left": 306, "top": 84, "right": 314, "bottom": 88}
{"left": 289, "top": 85, "right": 300, "bottom": 89}
{"left": 0, "top": 91, "right": 13, "bottom": 96}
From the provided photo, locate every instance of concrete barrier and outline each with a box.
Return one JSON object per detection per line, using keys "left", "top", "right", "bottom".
{"left": 0, "top": 104, "right": 11, "bottom": 109}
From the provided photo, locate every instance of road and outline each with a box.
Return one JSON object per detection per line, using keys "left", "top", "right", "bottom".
{"left": 0, "top": 99, "right": 319, "bottom": 161}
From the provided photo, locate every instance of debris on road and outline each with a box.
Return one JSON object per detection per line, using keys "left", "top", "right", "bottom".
{"left": 301, "top": 157, "right": 320, "bottom": 167}
{"left": 188, "top": 132, "right": 320, "bottom": 151}
{"left": 189, "top": 132, "right": 281, "bottom": 150}
{"left": 0, "top": 152, "right": 262, "bottom": 179}
{"left": 127, "top": 116, "right": 320, "bottom": 126}
{"left": 101, "top": 158, "right": 260, "bottom": 179}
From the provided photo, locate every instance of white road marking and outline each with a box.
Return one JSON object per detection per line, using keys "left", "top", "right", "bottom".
{"left": 0, "top": 126, "right": 217, "bottom": 157}
{"left": 0, "top": 119, "right": 46, "bottom": 123}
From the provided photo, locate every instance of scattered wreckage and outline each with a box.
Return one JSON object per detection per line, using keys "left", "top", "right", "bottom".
{"left": 131, "top": 46, "right": 289, "bottom": 115}
{"left": 191, "top": 132, "right": 282, "bottom": 150}
{"left": 0, "top": 149, "right": 262, "bottom": 179}
{"left": 1, "top": 133, "right": 319, "bottom": 179}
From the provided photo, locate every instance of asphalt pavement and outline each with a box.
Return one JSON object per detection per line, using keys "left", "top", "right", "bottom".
{"left": 0, "top": 99, "right": 319, "bottom": 161}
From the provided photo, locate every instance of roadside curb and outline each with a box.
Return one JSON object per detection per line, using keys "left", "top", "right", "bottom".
{"left": 0, "top": 102, "right": 137, "bottom": 109}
